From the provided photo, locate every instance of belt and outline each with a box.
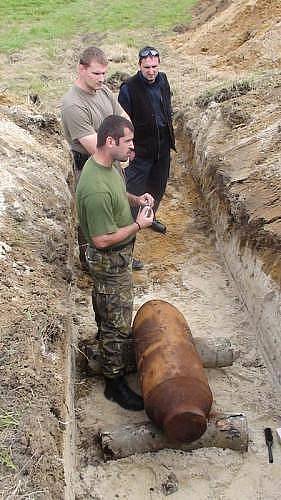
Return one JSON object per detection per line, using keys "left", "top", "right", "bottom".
{"left": 92, "top": 238, "right": 135, "bottom": 254}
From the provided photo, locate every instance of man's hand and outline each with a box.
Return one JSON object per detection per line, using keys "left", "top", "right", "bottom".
{"left": 136, "top": 205, "right": 154, "bottom": 229}
{"left": 138, "top": 193, "right": 154, "bottom": 207}
{"left": 127, "top": 192, "right": 154, "bottom": 208}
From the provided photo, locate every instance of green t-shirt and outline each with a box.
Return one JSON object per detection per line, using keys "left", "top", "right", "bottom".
{"left": 76, "top": 158, "right": 134, "bottom": 247}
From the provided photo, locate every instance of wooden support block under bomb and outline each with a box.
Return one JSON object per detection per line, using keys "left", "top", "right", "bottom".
{"left": 83, "top": 335, "right": 239, "bottom": 375}
{"left": 133, "top": 299, "right": 213, "bottom": 443}
{"left": 98, "top": 413, "right": 249, "bottom": 461}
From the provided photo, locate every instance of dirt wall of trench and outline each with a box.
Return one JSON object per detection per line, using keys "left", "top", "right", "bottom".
{"left": 175, "top": 82, "right": 281, "bottom": 387}
{"left": 0, "top": 100, "right": 75, "bottom": 498}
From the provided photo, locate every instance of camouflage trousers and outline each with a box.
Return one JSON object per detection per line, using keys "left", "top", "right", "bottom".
{"left": 86, "top": 243, "right": 134, "bottom": 378}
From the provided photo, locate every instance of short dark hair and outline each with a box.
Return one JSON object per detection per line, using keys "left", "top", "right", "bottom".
{"left": 138, "top": 46, "right": 160, "bottom": 63}
{"left": 79, "top": 46, "right": 108, "bottom": 67}
{"left": 97, "top": 115, "right": 134, "bottom": 147}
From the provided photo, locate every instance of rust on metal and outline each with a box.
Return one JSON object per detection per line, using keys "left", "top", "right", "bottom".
{"left": 133, "top": 299, "right": 213, "bottom": 443}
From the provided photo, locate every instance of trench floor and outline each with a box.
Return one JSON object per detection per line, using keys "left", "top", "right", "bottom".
{"left": 72, "top": 164, "right": 281, "bottom": 500}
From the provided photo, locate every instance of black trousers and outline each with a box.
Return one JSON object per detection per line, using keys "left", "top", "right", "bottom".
{"left": 72, "top": 150, "right": 90, "bottom": 179}
{"left": 125, "top": 127, "right": 171, "bottom": 219}
{"left": 72, "top": 151, "right": 90, "bottom": 264}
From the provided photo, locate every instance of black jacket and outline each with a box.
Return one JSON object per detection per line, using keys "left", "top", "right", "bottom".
{"left": 119, "top": 72, "right": 175, "bottom": 160}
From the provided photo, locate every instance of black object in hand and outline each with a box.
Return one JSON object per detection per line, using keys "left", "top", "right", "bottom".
{"left": 264, "top": 427, "right": 273, "bottom": 463}
{"left": 151, "top": 219, "right": 166, "bottom": 234}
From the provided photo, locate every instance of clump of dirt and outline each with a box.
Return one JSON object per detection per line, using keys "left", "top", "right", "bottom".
{"left": 106, "top": 71, "right": 130, "bottom": 92}
{"left": 195, "top": 80, "right": 252, "bottom": 108}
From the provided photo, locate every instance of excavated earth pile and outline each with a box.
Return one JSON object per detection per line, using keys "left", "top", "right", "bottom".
{"left": 172, "top": 0, "right": 281, "bottom": 70}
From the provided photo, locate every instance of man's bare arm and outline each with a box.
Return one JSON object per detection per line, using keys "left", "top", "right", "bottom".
{"left": 127, "top": 193, "right": 140, "bottom": 207}
{"left": 78, "top": 103, "right": 130, "bottom": 156}
{"left": 79, "top": 133, "right": 97, "bottom": 155}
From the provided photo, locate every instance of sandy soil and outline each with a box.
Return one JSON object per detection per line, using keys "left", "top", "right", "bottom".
{"left": 73, "top": 165, "right": 281, "bottom": 500}
{"left": 1, "top": 0, "right": 281, "bottom": 498}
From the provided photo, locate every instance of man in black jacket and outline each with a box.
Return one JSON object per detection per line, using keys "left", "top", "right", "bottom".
{"left": 118, "top": 46, "right": 175, "bottom": 234}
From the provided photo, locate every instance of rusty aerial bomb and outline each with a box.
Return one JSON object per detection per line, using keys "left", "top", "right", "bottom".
{"left": 133, "top": 299, "right": 213, "bottom": 443}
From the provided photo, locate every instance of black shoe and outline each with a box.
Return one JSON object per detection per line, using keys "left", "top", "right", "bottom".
{"left": 151, "top": 220, "right": 166, "bottom": 234}
{"left": 132, "top": 258, "right": 144, "bottom": 271}
{"left": 104, "top": 376, "right": 144, "bottom": 411}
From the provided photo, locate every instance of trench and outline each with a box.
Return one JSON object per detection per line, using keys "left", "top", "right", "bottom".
{"left": 66, "top": 153, "right": 281, "bottom": 499}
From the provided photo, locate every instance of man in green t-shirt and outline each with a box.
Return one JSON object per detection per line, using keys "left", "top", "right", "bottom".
{"left": 61, "top": 46, "right": 144, "bottom": 271}
{"left": 76, "top": 115, "right": 154, "bottom": 411}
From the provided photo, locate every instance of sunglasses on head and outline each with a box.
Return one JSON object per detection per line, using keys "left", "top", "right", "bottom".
{"left": 139, "top": 48, "right": 159, "bottom": 59}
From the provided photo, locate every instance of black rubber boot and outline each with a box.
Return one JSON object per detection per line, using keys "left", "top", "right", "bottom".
{"left": 104, "top": 376, "right": 144, "bottom": 411}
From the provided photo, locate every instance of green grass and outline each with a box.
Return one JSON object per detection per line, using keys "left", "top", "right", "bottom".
{"left": 0, "top": 411, "right": 19, "bottom": 469}
{"left": 0, "top": 410, "right": 19, "bottom": 430}
{"left": 0, "top": 448, "right": 16, "bottom": 469}
{"left": 0, "top": 0, "right": 197, "bottom": 52}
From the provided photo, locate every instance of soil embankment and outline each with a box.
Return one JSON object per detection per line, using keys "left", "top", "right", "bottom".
{"left": 175, "top": 81, "right": 281, "bottom": 384}
{"left": 0, "top": 102, "right": 75, "bottom": 497}
{"left": 171, "top": 0, "right": 281, "bottom": 384}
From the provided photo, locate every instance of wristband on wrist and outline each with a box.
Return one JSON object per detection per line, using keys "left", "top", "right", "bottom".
{"left": 135, "top": 221, "right": 141, "bottom": 231}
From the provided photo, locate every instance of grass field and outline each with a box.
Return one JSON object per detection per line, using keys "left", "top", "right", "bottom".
{"left": 0, "top": 0, "right": 197, "bottom": 53}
